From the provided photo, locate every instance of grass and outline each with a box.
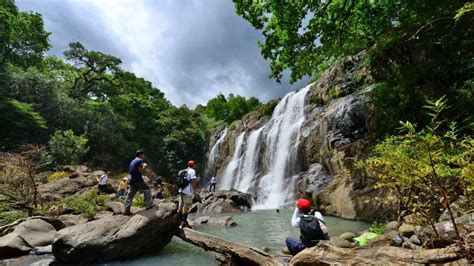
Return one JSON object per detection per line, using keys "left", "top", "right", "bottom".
{"left": 310, "top": 95, "right": 325, "bottom": 106}
{"left": 47, "top": 171, "right": 69, "bottom": 182}
{"left": 0, "top": 204, "right": 28, "bottom": 226}
{"left": 369, "top": 221, "right": 386, "bottom": 235}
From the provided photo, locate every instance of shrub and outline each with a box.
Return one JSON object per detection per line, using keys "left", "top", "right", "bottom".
{"left": 360, "top": 97, "right": 474, "bottom": 239}
{"left": 329, "top": 86, "right": 343, "bottom": 98}
{"left": 310, "top": 95, "right": 325, "bottom": 106}
{"left": 47, "top": 171, "right": 69, "bottom": 182}
{"left": 132, "top": 194, "right": 145, "bottom": 208}
{"left": 369, "top": 221, "right": 386, "bottom": 235}
{"left": 48, "top": 129, "right": 89, "bottom": 166}
{"left": 0, "top": 210, "right": 28, "bottom": 226}
{"left": 258, "top": 99, "right": 279, "bottom": 118}
{"left": 62, "top": 190, "right": 109, "bottom": 218}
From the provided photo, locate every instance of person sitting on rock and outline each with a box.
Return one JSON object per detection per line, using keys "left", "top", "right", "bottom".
{"left": 285, "top": 198, "right": 330, "bottom": 255}
{"left": 117, "top": 177, "right": 128, "bottom": 199}
{"left": 124, "top": 150, "right": 155, "bottom": 215}
{"left": 97, "top": 171, "right": 110, "bottom": 194}
{"left": 178, "top": 160, "right": 197, "bottom": 229}
{"left": 152, "top": 179, "right": 164, "bottom": 199}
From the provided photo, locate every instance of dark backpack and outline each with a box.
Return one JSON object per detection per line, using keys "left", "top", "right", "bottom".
{"left": 299, "top": 215, "right": 325, "bottom": 247}
{"left": 175, "top": 169, "right": 190, "bottom": 189}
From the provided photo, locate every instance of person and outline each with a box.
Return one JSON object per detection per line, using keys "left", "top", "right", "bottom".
{"left": 97, "top": 171, "right": 110, "bottom": 194}
{"left": 117, "top": 177, "right": 128, "bottom": 199}
{"left": 209, "top": 175, "right": 217, "bottom": 192}
{"left": 285, "top": 198, "right": 330, "bottom": 255}
{"left": 152, "top": 179, "right": 164, "bottom": 199}
{"left": 124, "top": 150, "right": 155, "bottom": 215}
{"left": 178, "top": 160, "right": 197, "bottom": 229}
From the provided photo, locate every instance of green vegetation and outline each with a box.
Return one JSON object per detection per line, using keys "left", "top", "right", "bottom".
{"left": 197, "top": 93, "right": 261, "bottom": 126}
{"left": 62, "top": 190, "right": 110, "bottom": 218}
{"left": 368, "top": 221, "right": 386, "bottom": 235}
{"left": 47, "top": 171, "right": 69, "bottom": 182}
{"left": 257, "top": 99, "right": 279, "bottom": 118}
{"left": 234, "top": 0, "right": 474, "bottom": 135}
{"left": 0, "top": 1, "right": 211, "bottom": 178}
{"left": 309, "top": 95, "right": 324, "bottom": 106}
{"left": 361, "top": 97, "right": 473, "bottom": 238}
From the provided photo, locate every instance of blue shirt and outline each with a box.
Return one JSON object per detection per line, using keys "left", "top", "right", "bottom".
{"left": 129, "top": 158, "right": 144, "bottom": 183}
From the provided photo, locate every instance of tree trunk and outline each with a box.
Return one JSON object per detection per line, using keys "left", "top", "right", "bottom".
{"left": 176, "top": 228, "right": 283, "bottom": 266}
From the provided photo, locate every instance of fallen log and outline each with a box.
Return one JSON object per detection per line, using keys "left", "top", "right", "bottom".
{"left": 176, "top": 228, "right": 282, "bottom": 266}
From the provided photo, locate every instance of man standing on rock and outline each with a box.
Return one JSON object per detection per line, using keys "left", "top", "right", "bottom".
{"left": 209, "top": 175, "right": 217, "bottom": 192}
{"left": 178, "top": 160, "right": 197, "bottom": 228}
{"left": 285, "top": 198, "right": 330, "bottom": 255}
{"left": 124, "top": 150, "right": 155, "bottom": 215}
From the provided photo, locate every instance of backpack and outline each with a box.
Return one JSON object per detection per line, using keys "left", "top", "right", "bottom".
{"left": 299, "top": 215, "right": 325, "bottom": 247}
{"left": 175, "top": 169, "right": 190, "bottom": 189}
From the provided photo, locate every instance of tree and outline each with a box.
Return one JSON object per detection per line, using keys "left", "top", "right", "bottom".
{"left": 48, "top": 130, "right": 89, "bottom": 166}
{"left": 0, "top": 0, "right": 50, "bottom": 71}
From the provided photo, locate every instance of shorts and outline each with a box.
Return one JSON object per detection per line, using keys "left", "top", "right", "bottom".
{"left": 179, "top": 194, "right": 193, "bottom": 209}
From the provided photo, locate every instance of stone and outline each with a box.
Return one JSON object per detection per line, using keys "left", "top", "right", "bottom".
{"left": 399, "top": 223, "right": 416, "bottom": 238}
{"left": 0, "top": 233, "right": 31, "bottom": 258}
{"left": 365, "top": 234, "right": 391, "bottom": 247}
{"left": 330, "top": 236, "right": 352, "bottom": 248}
{"left": 208, "top": 216, "right": 237, "bottom": 226}
{"left": 30, "top": 245, "right": 53, "bottom": 255}
{"left": 420, "top": 213, "right": 473, "bottom": 244}
{"left": 30, "top": 258, "right": 55, "bottom": 266}
{"left": 339, "top": 232, "right": 356, "bottom": 242}
{"left": 384, "top": 221, "right": 401, "bottom": 233}
{"left": 282, "top": 247, "right": 290, "bottom": 255}
{"left": 38, "top": 175, "right": 98, "bottom": 201}
{"left": 439, "top": 195, "right": 473, "bottom": 222}
{"left": 107, "top": 201, "right": 124, "bottom": 215}
{"left": 409, "top": 234, "right": 422, "bottom": 246}
{"left": 289, "top": 241, "right": 463, "bottom": 265}
{"left": 13, "top": 219, "right": 57, "bottom": 247}
{"left": 385, "top": 230, "right": 399, "bottom": 240}
{"left": 58, "top": 214, "right": 90, "bottom": 227}
{"left": 52, "top": 203, "right": 179, "bottom": 263}
{"left": 93, "top": 210, "right": 114, "bottom": 220}
{"left": 298, "top": 163, "right": 332, "bottom": 195}
{"left": 199, "top": 199, "right": 242, "bottom": 214}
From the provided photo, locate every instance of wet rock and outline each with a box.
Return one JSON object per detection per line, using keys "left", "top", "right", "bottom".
{"left": 52, "top": 203, "right": 179, "bottom": 263}
{"left": 30, "top": 245, "right": 53, "bottom": 255}
{"left": 330, "top": 236, "right": 352, "bottom": 248}
{"left": 30, "top": 258, "right": 55, "bottom": 266}
{"left": 339, "top": 232, "right": 357, "bottom": 241}
{"left": 13, "top": 219, "right": 57, "bottom": 247}
{"left": 384, "top": 221, "right": 400, "bottom": 233}
{"left": 399, "top": 223, "right": 416, "bottom": 238}
{"left": 297, "top": 163, "right": 331, "bottom": 195}
{"left": 385, "top": 230, "right": 399, "bottom": 241}
{"left": 0, "top": 233, "right": 31, "bottom": 258}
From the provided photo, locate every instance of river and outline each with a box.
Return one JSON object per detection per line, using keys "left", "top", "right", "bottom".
{"left": 111, "top": 209, "right": 369, "bottom": 265}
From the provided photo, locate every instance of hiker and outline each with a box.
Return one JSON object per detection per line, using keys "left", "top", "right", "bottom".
{"left": 285, "top": 198, "right": 330, "bottom": 255}
{"left": 97, "top": 171, "right": 110, "bottom": 194}
{"left": 178, "top": 160, "right": 197, "bottom": 229}
{"left": 124, "top": 150, "right": 155, "bottom": 215}
{"left": 117, "top": 177, "right": 128, "bottom": 199}
{"left": 152, "top": 179, "right": 164, "bottom": 199}
{"left": 209, "top": 175, "right": 217, "bottom": 192}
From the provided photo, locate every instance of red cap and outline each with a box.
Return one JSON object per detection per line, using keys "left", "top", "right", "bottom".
{"left": 188, "top": 160, "right": 196, "bottom": 167}
{"left": 297, "top": 198, "right": 312, "bottom": 212}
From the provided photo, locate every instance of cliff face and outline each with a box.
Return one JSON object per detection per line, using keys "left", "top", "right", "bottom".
{"left": 205, "top": 53, "right": 393, "bottom": 221}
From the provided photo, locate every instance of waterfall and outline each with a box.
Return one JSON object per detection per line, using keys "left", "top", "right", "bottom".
{"left": 202, "top": 128, "right": 227, "bottom": 179}
{"left": 218, "top": 84, "right": 311, "bottom": 209}
{"left": 219, "top": 132, "right": 245, "bottom": 190}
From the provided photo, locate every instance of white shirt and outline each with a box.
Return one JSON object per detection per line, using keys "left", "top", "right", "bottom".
{"left": 291, "top": 207, "right": 329, "bottom": 235}
{"left": 210, "top": 176, "right": 217, "bottom": 184}
{"left": 179, "top": 167, "right": 196, "bottom": 195}
{"left": 99, "top": 174, "right": 109, "bottom": 185}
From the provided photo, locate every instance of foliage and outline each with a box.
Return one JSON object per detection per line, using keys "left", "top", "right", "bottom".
{"left": 0, "top": 98, "right": 47, "bottom": 149}
{"left": 201, "top": 93, "right": 261, "bottom": 125}
{"left": 48, "top": 130, "right": 89, "bottom": 166}
{"left": 0, "top": 209, "right": 28, "bottom": 226}
{"left": 62, "top": 190, "right": 109, "bottom": 218}
{"left": 361, "top": 97, "right": 474, "bottom": 238}
{"left": 47, "top": 171, "right": 69, "bottom": 182}
{"left": 257, "top": 99, "right": 279, "bottom": 118}
{"left": 234, "top": 0, "right": 474, "bottom": 135}
{"left": 132, "top": 194, "right": 145, "bottom": 208}
{"left": 309, "top": 95, "right": 324, "bottom": 106}
{"left": 369, "top": 221, "right": 386, "bottom": 235}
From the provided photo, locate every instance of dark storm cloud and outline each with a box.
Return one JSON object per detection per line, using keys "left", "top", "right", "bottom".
{"left": 16, "top": 0, "right": 309, "bottom": 107}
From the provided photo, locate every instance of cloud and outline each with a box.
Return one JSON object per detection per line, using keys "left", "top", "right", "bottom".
{"left": 16, "top": 0, "right": 309, "bottom": 107}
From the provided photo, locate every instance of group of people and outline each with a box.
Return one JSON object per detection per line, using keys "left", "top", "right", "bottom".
{"left": 100, "top": 149, "right": 326, "bottom": 256}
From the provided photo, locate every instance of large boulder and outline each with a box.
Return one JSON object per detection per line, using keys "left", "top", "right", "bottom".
{"left": 196, "top": 190, "right": 252, "bottom": 214}
{"left": 38, "top": 174, "right": 98, "bottom": 201}
{"left": 52, "top": 203, "right": 179, "bottom": 263}
{"left": 13, "top": 219, "right": 57, "bottom": 247}
{"left": 58, "top": 214, "right": 90, "bottom": 227}
{"left": 0, "top": 233, "right": 31, "bottom": 258}
{"left": 420, "top": 213, "right": 473, "bottom": 243}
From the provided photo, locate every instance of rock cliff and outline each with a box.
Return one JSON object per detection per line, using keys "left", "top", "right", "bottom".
{"left": 205, "top": 53, "right": 392, "bottom": 220}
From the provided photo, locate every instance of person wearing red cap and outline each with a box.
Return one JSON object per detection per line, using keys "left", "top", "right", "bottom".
{"left": 285, "top": 198, "right": 330, "bottom": 255}
{"left": 178, "top": 160, "right": 197, "bottom": 228}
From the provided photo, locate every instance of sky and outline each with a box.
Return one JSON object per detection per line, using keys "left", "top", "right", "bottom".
{"left": 16, "top": 0, "right": 309, "bottom": 107}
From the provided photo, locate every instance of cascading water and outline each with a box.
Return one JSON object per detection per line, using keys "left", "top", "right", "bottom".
{"left": 219, "top": 132, "right": 245, "bottom": 190}
{"left": 202, "top": 128, "right": 227, "bottom": 179}
{"left": 218, "top": 84, "right": 311, "bottom": 209}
